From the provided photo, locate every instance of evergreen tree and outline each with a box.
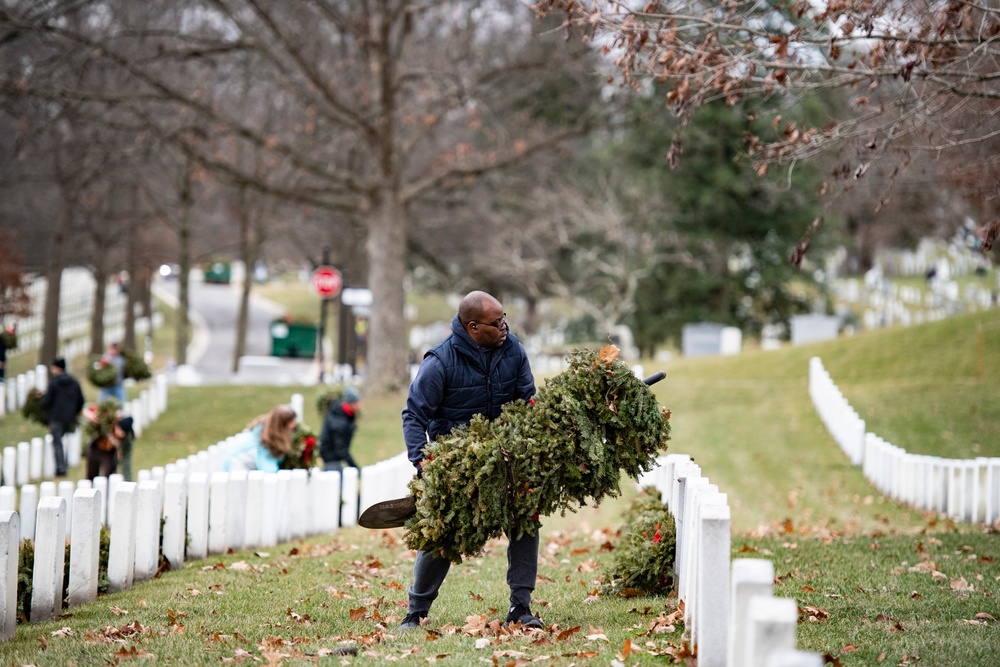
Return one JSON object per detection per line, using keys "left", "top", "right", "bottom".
{"left": 610, "top": 93, "right": 837, "bottom": 353}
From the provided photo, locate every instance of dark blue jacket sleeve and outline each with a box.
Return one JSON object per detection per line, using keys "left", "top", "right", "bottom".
{"left": 514, "top": 347, "right": 536, "bottom": 401}
{"left": 401, "top": 354, "right": 445, "bottom": 468}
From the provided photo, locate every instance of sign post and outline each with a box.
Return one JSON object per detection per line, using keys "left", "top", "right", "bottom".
{"left": 312, "top": 260, "right": 342, "bottom": 382}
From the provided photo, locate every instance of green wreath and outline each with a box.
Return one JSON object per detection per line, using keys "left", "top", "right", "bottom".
{"left": 83, "top": 399, "right": 122, "bottom": 441}
{"left": 601, "top": 486, "right": 677, "bottom": 596}
{"left": 404, "top": 345, "right": 671, "bottom": 562}
{"left": 123, "top": 349, "right": 151, "bottom": 381}
{"left": 1, "top": 330, "right": 16, "bottom": 351}
{"left": 21, "top": 389, "right": 48, "bottom": 427}
{"left": 87, "top": 356, "right": 118, "bottom": 388}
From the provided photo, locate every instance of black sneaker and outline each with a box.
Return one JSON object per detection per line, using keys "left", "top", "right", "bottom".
{"left": 505, "top": 605, "right": 543, "bottom": 629}
{"left": 399, "top": 611, "right": 426, "bottom": 630}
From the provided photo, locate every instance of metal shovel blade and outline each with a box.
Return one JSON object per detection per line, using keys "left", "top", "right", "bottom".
{"left": 358, "top": 495, "right": 417, "bottom": 529}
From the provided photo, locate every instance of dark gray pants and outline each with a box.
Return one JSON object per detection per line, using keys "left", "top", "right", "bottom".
{"left": 48, "top": 421, "right": 68, "bottom": 475}
{"left": 407, "top": 529, "right": 539, "bottom": 616}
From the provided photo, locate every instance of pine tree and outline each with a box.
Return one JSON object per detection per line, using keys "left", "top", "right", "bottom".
{"left": 405, "top": 345, "right": 671, "bottom": 562}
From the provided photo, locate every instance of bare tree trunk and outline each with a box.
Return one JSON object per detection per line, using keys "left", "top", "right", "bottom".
{"left": 89, "top": 259, "right": 108, "bottom": 356}
{"left": 40, "top": 267, "right": 64, "bottom": 367}
{"left": 232, "top": 198, "right": 256, "bottom": 373}
{"left": 175, "top": 159, "right": 193, "bottom": 365}
{"left": 123, "top": 190, "right": 141, "bottom": 351}
{"left": 140, "top": 268, "right": 152, "bottom": 321}
{"left": 40, "top": 206, "right": 69, "bottom": 366}
{"left": 233, "top": 273, "right": 252, "bottom": 373}
{"left": 365, "top": 195, "right": 409, "bottom": 394}
{"left": 232, "top": 189, "right": 254, "bottom": 373}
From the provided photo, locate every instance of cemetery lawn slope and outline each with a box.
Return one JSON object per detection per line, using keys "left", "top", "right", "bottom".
{"left": 651, "top": 307, "right": 1000, "bottom": 534}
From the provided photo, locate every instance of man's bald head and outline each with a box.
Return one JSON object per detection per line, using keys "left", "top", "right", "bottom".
{"left": 458, "top": 291, "right": 507, "bottom": 348}
{"left": 458, "top": 291, "right": 500, "bottom": 324}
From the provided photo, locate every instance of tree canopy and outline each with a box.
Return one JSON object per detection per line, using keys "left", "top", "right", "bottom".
{"left": 533, "top": 0, "right": 1000, "bottom": 259}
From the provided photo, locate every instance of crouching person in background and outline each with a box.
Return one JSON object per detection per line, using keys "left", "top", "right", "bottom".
{"left": 87, "top": 416, "right": 133, "bottom": 480}
{"left": 224, "top": 404, "right": 297, "bottom": 473}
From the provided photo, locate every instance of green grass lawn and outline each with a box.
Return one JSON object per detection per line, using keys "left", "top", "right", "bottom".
{"left": 1, "top": 301, "right": 998, "bottom": 665}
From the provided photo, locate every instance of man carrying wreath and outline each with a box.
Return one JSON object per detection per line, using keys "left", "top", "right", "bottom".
{"left": 399, "top": 290, "right": 543, "bottom": 631}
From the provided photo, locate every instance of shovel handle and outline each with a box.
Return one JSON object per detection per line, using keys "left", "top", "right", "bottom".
{"left": 643, "top": 371, "right": 666, "bottom": 386}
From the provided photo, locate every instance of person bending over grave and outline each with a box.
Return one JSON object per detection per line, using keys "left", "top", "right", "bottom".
{"left": 224, "top": 404, "right": 297, "bottom": 473}
{"left": 399, "top": 290, "right": 543, "bottom": 631}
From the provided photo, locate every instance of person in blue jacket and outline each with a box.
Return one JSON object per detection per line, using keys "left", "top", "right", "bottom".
{"left": 399, "top": 290, "right": 541, "bottom": 631}
{"left": 224, "top": 404, "right": 297, "bottom": 473}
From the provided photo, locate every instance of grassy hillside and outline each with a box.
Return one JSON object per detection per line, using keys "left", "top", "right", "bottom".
{"left": 650, "top": 307, "right": 1000, "bottom": 533}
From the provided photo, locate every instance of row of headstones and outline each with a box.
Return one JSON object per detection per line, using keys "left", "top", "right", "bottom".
{"left": 0, "top": 313, "right": 163, "bottom": 420}
{"left": 809, "top": 357, "right": 1000, "bottom": 524}
{"left": 638, "top": 454, "right": 823, "bottom": 667}
{"left": 864, "top": 434, "right": 1000, "bottom": 523}
{"left": 837, "top": 278, "right": 995, "bottom": 332}
{"left": 2, "top": 269, "right": 125, "bottom": 356}
{"left": 0, "top": 382, "right": 423, "bottom": 642}
{"left": 0, "top": 465, "right": 358, "bottom": 640}
{"left": 1, "top": 374, "right": 170, "bottom": 489}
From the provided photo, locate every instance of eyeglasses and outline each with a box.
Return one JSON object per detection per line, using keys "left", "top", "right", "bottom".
{"left": 476, "top": 313, "right": 507, "bottom": 330}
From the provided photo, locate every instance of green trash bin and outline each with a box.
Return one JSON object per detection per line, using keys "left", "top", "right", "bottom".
{"left": 270, "top": 319, "right": 318, "bottom": 358}
{"left": 204, "top": 261, "right": 231, "bottom": 284}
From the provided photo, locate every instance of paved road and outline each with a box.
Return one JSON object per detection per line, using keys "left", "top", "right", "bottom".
{"left": 154, "top": 277, "right": 318, "bottom": 386}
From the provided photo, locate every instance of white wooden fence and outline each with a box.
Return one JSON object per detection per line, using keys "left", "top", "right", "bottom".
{"left": 638, "top": 454, "right": 823, "bottom": 667}
{"left": 809, "top": 357, "right": 1000, "bottom": 524}
{"left": 0, "top": 393, "right": 415, "bottom": 640}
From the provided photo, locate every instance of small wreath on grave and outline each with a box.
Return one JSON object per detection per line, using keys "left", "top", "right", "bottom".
{"left": 280, "top": 422, "right": 318, "bottom": 470}
{"left": 601, "top": 485, "right": 677, "bottom": 597}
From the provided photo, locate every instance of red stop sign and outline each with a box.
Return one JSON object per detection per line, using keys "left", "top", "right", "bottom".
{"left": 311, "top": 266, "right": 342, "bottom": 298}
